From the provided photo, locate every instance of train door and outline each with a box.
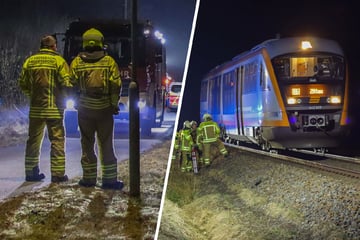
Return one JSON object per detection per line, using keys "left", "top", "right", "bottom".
{"left": 236, "top": 66, "right": 244, "bottom": 135}
{"left": 242, "top": 58, "right": 262, "bottom": 139}
{"left": 221, "top": 70, "right": 237, "bottom": 134}
{"left": 208, "top": 76, "right": 221, "bottom": 122}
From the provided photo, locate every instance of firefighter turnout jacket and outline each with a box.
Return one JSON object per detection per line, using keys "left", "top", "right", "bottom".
{"left": 197, "top": 119, "right": 228, "bottom": 165}
{"left": 19, "top": 45, "right": 72, "bottom": 180}
{"left": 19, "top": 48, "right": 72, "bottom": 118}
{"left": 70, "top": 51, "right": 121, "bottom": 110}
{"left": 180, "top": 128, "right": 194, "bottom": 172}
{"left": 70, "top": 45, "right": 122, "bottom": 185}
{"left": 197, "top": 120, "right": 221, "bottom": 144}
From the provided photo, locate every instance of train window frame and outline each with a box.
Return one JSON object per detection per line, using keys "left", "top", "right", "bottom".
{"left": 243, "top": 60, "right": 260, "bottom": 93}
{"left": 209, "top": 76, "right": 221, "bottom": 115}
{"left": 272, "top": 53, "right": 345, "bottom": 82}
{"left": 222, "top": 70, "right": 236, "bottom": 114}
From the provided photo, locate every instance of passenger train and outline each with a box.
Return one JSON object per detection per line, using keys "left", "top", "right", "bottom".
{"left": 200, "top": 37, "right": 351, "bottom": 152}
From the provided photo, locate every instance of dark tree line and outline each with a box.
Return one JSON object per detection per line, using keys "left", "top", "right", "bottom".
{"left": 0, "top": 0, "right": 129, "bottom": 109}
{"left": 0, "top": 1, "right": 72, "bottom": 109}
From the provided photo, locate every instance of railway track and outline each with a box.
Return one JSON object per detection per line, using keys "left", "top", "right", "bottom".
{"left": 224, "top": 142, "right": 360, "bottom": 179}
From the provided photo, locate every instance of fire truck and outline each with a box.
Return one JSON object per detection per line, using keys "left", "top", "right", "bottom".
{"left": 62, "top": 19, "right": 166, "bottom": 135}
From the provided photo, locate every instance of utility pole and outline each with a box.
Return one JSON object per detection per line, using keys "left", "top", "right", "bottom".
{"left": 129, "top": 0, "right": 140, "bottom": 197}
{"left": 124, "top": 0, "right": 129, "bottom": 20}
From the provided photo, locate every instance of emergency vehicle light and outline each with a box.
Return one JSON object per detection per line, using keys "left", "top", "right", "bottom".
{"left": 66, "top": 99, "right": 75, "bottom": 109}
{"left": 138, "top": 99, "right": 146, "bottom": 109}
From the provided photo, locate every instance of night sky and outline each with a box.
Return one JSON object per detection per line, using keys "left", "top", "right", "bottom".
{"left": 0, "top": 0, "right": 196, "bottom": 82}
{"left": 179, "top": 0, "right": 360, "bottom": 142}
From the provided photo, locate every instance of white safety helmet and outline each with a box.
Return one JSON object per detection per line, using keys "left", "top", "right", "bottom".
{"left": 202, "top": 113, "right": 212, "bottom": 121}
{"left": 183, "top": 120, "right": 191, "bottom": 129}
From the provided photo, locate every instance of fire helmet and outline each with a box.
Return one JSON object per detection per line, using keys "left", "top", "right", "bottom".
{"left": 202, "top": 113, "right": 212, "bottom": 121}
{"left": 82, "top": 28, "right": 104, "bottom": 49}
{"left": 183, "top": 120, "right": 191, "bottom": 129}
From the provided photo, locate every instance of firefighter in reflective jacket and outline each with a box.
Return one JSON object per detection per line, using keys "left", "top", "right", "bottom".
{"left": 18, "top": 35, "right": 72, "bottom": 182}
{"left": 197, "top": 113, "right": 228, "bottom": 166}
{"left": 70, "top": 28, "right": 123, "bottom": 190}
{"left": 180, "top": 120, "right": 194, "bottom": 172}
{"left": 190, "top": 120, "right": 198, "bottom": 143}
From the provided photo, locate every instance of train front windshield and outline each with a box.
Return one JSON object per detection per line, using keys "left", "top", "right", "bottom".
{"left": 272, "top": 54, "right": 345, "bottom": 82}
{"left": 272, "top": 54, "right": 346, "bottom": 106}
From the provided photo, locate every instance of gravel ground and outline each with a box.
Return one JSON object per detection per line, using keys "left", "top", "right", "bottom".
{"left": 158, "top": 146, "right": 360, "bottom": 240}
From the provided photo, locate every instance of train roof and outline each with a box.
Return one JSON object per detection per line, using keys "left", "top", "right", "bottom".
{"left": 248, "top": 37, "right": 344, "bottom": 59}
{"left": 206, "top": 37, "right": 344, "bottom": 78}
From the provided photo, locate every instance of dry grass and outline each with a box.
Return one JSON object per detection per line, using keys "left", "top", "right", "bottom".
{"left": 157, "top": 148, "right": 347, "bottom": 240}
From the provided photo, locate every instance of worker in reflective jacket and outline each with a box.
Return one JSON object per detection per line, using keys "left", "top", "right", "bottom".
{"left": 70, "top": 28, "right": 123, "bottom": 190}
{"left": 197, "top": 113, "right": 228, "bottom": 166}
{"left": 180, "top": 120, "right": 194, "bottom": 172}
{"left": 18, "top": 35, "right": 72, "bottom": 183}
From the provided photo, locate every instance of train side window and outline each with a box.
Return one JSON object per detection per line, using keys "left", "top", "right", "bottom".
{"left": 223, "top": 71, "right": 236, "bottom": 114}
{"left": 209, "top": 76, "right": 221, "bottom": 114}
{"left": 244, "top": 61, "right": 258, "bottom": 93}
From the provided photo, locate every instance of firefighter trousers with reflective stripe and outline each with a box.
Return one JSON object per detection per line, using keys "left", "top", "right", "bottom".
{"left": 25, "top": 118, "right": 66, "bottom": 177}
{"left": 78, "top": 107, "right": 118, "bottom": 184}
{"left": 180, "top": 151, "right": 192, "bottom": 172}
{"left": 202, "top": 139, "right": 228, "bottom": 165}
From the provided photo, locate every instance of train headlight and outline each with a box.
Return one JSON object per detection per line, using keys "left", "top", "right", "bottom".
{"left": 328, "top": 96, "right": 341, "bottom": 104}
{"left": 287, "top": 97, "right": 297, "bottom": 104}
{"left": 66, "top": 99, "right": 75, "bottom": 109}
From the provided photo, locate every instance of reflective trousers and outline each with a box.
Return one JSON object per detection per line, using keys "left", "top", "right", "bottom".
{"left": 25, "top": 118, "right": 65, "bottom": 177}
{"left": 202, "top": 139, "right": 228, "bottom": 165}
{"left": 78, "top": 107, "right": 117, "bottom": 184}
{"left": 180, "top": 151, "right": 192, "bottom": 172}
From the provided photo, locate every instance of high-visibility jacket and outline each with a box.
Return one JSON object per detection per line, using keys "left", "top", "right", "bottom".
{"left": 197, "top": 120, "right": 220, "bottom": 144}
{"left": 18, "top": 48, "right": 72, "bottom": 119}
{"left": 180, "top": 129, "right": 193, "bottom": 152}
{"left": 70, "top": 51, "right": 121, "bottom": 110}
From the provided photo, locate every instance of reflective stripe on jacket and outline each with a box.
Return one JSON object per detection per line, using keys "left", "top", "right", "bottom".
{"left": 197, "top": 121, "right": 220, "bottom": 143}
{"left": 70, "top": 53, "right": 121, "bottom": 110}
{"left": 18, "top": 48, "right": 71, "bottom": 119}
